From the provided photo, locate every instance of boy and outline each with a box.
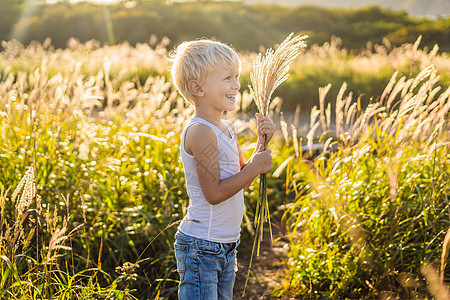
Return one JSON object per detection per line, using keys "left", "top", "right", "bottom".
{"left": 169, "top": 39, "right": 275, "bottom": 299}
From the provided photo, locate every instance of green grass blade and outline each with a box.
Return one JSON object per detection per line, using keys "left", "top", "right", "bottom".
{"left": 243, "top": 204, "right": 264, "bottom": 297}
{"left": 0, "top": 255, "right": 22, "bottom": 290}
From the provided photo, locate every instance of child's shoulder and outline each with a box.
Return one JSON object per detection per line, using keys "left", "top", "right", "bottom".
{"left": 186, "top": 122, "right": 215, "bottom": 136}
{"left": 185, "top": 121, "right": 216, "bottom": 142}
{"left": 184, "top": 122, "right": 217, "bottom": 156}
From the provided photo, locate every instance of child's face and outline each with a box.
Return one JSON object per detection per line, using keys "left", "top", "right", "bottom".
{"left": 200, "top": 66, "right": 241, "bottom": 112}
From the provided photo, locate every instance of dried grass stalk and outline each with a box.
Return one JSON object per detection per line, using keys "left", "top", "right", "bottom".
{"left": 12, "top": 167, "right": 36, "bottom": 217}
{"left": 244, "top": 32, "right": 307, "bottom": 296}
{"left": 249, "top": 33, "right": 307, "bottom": 117}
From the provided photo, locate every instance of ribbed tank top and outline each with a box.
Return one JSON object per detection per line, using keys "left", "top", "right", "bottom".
{"left": 178, "top": 117, "right": 244, "bottom": 243}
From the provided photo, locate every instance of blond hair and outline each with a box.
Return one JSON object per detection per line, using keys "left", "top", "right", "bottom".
{"left": 169, "top": 39, "right": 241, "bottom": 105}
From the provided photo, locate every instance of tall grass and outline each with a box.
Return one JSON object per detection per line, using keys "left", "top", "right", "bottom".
{"left": 0, "top": 39, "right": 191, "bottom": 298}
{"left": 0, "top": 37, "right": 448, "bottom": 298}
{"left": 2, "top": 36, "right": 449, "bottom": 112}
{"left": 276, "top": 64, "right": 449, "bottom": 298}
{"left": 0, "top": 167, "right": 131, "bottom": 299}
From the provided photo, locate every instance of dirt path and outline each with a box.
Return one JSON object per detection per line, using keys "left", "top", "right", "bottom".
{"left": 233, "top": 220, "right": 290, "bottom": 299}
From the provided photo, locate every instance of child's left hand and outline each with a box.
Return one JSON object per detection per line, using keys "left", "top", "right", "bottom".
{"left": 256, "top": 113, "right": 276, "bottom": 148}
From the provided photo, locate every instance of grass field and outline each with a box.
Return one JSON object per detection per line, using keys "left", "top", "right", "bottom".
{"left": 0, "top": 37, "right": 449, "bottom": 299}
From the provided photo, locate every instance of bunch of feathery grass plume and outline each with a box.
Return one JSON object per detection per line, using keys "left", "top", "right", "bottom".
{"left": 244, "top": 32, "right": 307, "bottom": 295}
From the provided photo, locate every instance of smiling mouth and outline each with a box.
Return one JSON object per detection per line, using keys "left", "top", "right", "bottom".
{"left": 226, "top": 95, "right": 236, "bottom": 101}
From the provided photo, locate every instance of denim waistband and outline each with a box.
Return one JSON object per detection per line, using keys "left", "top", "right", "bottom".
{"left": 175, "top": 230, "right": 240, "bottom": 248}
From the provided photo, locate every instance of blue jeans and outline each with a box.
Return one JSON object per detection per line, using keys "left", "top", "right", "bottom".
{"left": 174, "top": 231, "right": 239, "bottom": 300}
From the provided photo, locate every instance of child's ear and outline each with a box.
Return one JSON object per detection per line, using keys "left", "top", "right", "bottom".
{"left": 188, "top": 80, "right": 204, "bottom": 97}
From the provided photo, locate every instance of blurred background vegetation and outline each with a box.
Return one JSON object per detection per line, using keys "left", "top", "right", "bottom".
{"left": 1, "top": 0, "right": 449, "bottom": 114}
{"left": 244, "top": 0, "right": 450, "bottom": 17}
{"left": 1, "top": 0, "right": 449, "bottom": 52}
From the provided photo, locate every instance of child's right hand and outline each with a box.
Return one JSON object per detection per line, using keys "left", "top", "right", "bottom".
{"left": 251, "top": 145, "right": 273, "bottom": 174}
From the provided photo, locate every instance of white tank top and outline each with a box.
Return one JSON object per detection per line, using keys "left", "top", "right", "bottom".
{"left": 178, "top": 117, "right": 244, "bottom": 243}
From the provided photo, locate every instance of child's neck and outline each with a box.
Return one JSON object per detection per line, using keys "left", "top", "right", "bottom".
{"left": 194, "top": 107, "right": 223, "bottom": 127}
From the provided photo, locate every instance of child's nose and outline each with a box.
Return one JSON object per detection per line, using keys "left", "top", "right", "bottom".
{"left": 233, "top": 79, "right": 240, "bottom": 90}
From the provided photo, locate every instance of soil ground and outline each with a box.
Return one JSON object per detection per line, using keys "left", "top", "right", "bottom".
{"left": 233, "top": 219, "right": 290, "bottom": 299}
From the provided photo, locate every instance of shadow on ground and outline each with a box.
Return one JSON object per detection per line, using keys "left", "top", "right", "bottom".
{"left": 233, "top": 220, "right": 290, "bottom": 299}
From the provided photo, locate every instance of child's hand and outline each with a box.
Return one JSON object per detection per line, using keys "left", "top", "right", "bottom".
{"left": 251, "top": 144, "right": 273, "bottom": 174}
{"left": 256, "top": 113, "right": 276, "bottom": 148}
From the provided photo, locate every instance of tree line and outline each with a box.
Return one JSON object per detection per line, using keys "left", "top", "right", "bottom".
{"left": 1, "top": 1, "right": 449, "bottom": 52}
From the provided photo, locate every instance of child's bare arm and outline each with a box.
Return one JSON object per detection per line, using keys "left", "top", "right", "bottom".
{"left": 236, "top": 142, "right": 253, "bottom": 191}
{"left": 185, "top": 123, "right": 272, "bottom": 205}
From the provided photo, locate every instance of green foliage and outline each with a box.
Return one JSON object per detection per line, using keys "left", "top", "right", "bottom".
{"left": 0, "top": 0, "right": 24, "bottom": 42}
{"left": 386, "top": 17, "right": 450, "bottom": 50}
{"left": 243, "top": 0, "right": 450, "bottom": 17}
